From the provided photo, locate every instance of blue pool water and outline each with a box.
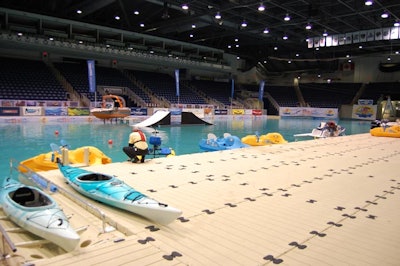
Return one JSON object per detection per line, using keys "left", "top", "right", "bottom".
{"left": 0, "top": 117, "right": 371, "bottom": 175}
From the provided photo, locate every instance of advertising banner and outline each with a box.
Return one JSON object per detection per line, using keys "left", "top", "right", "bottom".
{"left": 87, "top": 60, "right": 96, "bottom": 93}
{"left": 258, "top": 80, "right": 265, "bottom": 101}
{"left": 175, "top": 69, "right": 180, "bottom": 97}
{"left": 232, "top": 109, "right": 245, "bottom": 115}
{"left": 352, "top": 105, "right": 376, "bottom": 120}
{"left": 45, "top": 107, "right": 67, "bottom": 116}
{"left": 358, "top": 99, "right": 373, "bottom": 105}
{"left": 215, "top": 109, "right": 228, "bottom": 115}
{"left": 279, "top": 107, "right": 338, "bottom": 118}
{"left": 0, "top": 107, "right": 20, "bottom": 116}
{"left": 22, "top": 107, "right": 42, "bottom": 116}
{"left": 252, "top": 109, "right": 263, "bottom": 116}
{"left": 68, "top": 107, "right": 90, "bottom": 116}
{"left": 231, "top": 78, "right": 234, "bottom": 98}
{"left": 130, "top": 108, "right": 147, "bottom": 116}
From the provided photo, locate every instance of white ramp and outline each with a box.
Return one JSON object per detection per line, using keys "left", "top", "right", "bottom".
{"left": 133, "top": 110, "right": 170, "bottom": 128}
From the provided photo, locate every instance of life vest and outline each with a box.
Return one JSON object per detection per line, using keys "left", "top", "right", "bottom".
{"left": 138, "top": 130, "right": 146, "bottom": 141}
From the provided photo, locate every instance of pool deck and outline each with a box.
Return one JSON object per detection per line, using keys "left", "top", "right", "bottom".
{"left": 2, "top": 133, "right": 400, "bottom": 265}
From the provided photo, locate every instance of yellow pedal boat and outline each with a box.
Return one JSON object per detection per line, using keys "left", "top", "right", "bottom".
{"left": 370, "top": 125, "right": 400, "bottom": 138}
{"left": 19, "top": 146, "right": 112, "bottom": 173}
{"left": 241, "top": 132, "right": 288, "bottom": 146}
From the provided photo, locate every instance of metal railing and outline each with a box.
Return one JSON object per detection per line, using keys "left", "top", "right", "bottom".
{"left": 0, "top": 222, "right": 17, "bottom": 260}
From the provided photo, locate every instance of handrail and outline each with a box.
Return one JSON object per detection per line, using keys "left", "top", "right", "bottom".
{"left": 0, "top": 223, "right": 17, "bottom": 256}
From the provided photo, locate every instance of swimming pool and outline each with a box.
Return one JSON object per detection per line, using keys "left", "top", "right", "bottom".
{"left": 0, "top": 116, "right": 372, "bottom": 175}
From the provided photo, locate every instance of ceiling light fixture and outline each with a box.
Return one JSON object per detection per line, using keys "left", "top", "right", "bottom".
{"left": 258, "top": 2, "right": 265, "bottom": 12}
{"left": 263, "top": 28, "right": 269, "bottom": 34}
{"left": 381, "top": 11, "right": 389, "bottom": 19}
{"left": 323, "top": 30, "right": 328, "bottom": 37}
{"left": 305, "top": 23, "right": 312, "bottom": 30}
{"left": 76, "top": 10, "right": 82, "bottom": 14}
{"left": 284, "top": 13, "right": 291, "bottom": 21}
{"left": 181, "top": 3, "right": 189, "bottom": 10}
{"left": 283, "top": 35, "right": 288, "bottom": 40}
{"left": 241, "top": 20, "right": 248, "bottom": 28}
{"left": 215, "top": 12, "right": 221, "bottom": 19}
{"left": 394, "top": 21, "right": 400, "bottom": 27}
{"left": 114, "top": 15, "right": 120, "bottom": 20}
{"left": 364, "top": 0, "right": 373, "bottom": 6}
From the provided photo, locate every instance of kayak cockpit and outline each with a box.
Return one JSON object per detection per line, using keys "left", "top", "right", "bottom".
{"left": 9, "top": 187, "right": 52, "bottom": 207}
{"left": 78, "top": 173, "right": 112, "bottom": 182}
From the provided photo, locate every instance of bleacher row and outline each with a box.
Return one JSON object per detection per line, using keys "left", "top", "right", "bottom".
{"left": 0, "top": 57, "right": 399, "bottom": 114}
{"left": 242, "top": 81, "right": 400, "bottom": 114}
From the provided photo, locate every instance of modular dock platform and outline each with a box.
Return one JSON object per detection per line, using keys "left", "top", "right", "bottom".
{"left": 1, "top": 133, "right": 399, "bottom": 265}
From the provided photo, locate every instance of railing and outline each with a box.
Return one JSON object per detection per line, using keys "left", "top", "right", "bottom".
{"left": 0, "top": 222, "right": 17, "bottom": 259}
{"left": 46, "top": 61, "right": 90, "bottom": 107}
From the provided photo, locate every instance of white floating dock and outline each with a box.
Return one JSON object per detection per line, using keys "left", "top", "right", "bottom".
{"left": 2, "top": 133, "right": 400, "bottom": 265}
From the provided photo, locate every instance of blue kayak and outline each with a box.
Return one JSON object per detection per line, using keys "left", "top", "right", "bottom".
{"left": 56, "top": 162, "right": 182, "bottom": 225}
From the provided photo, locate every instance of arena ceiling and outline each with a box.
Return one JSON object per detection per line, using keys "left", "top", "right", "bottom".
{"left": 1, "top": 0, "right": 400, "bottom": 74}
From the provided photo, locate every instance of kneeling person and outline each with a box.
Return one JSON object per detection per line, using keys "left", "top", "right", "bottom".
{"left": 123, "top": 127, "right": 149, "bottom": 163}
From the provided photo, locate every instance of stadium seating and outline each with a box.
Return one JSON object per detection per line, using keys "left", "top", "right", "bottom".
{"left": 0, "top": 57, "right": 67, "bottom": 101}
{"left": 299, "top": 83, "right": 361, "bottom": 108}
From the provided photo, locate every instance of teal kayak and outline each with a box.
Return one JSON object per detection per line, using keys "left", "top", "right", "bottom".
{"left": 57, "top": 162, "right": 182, "bottom": 225}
